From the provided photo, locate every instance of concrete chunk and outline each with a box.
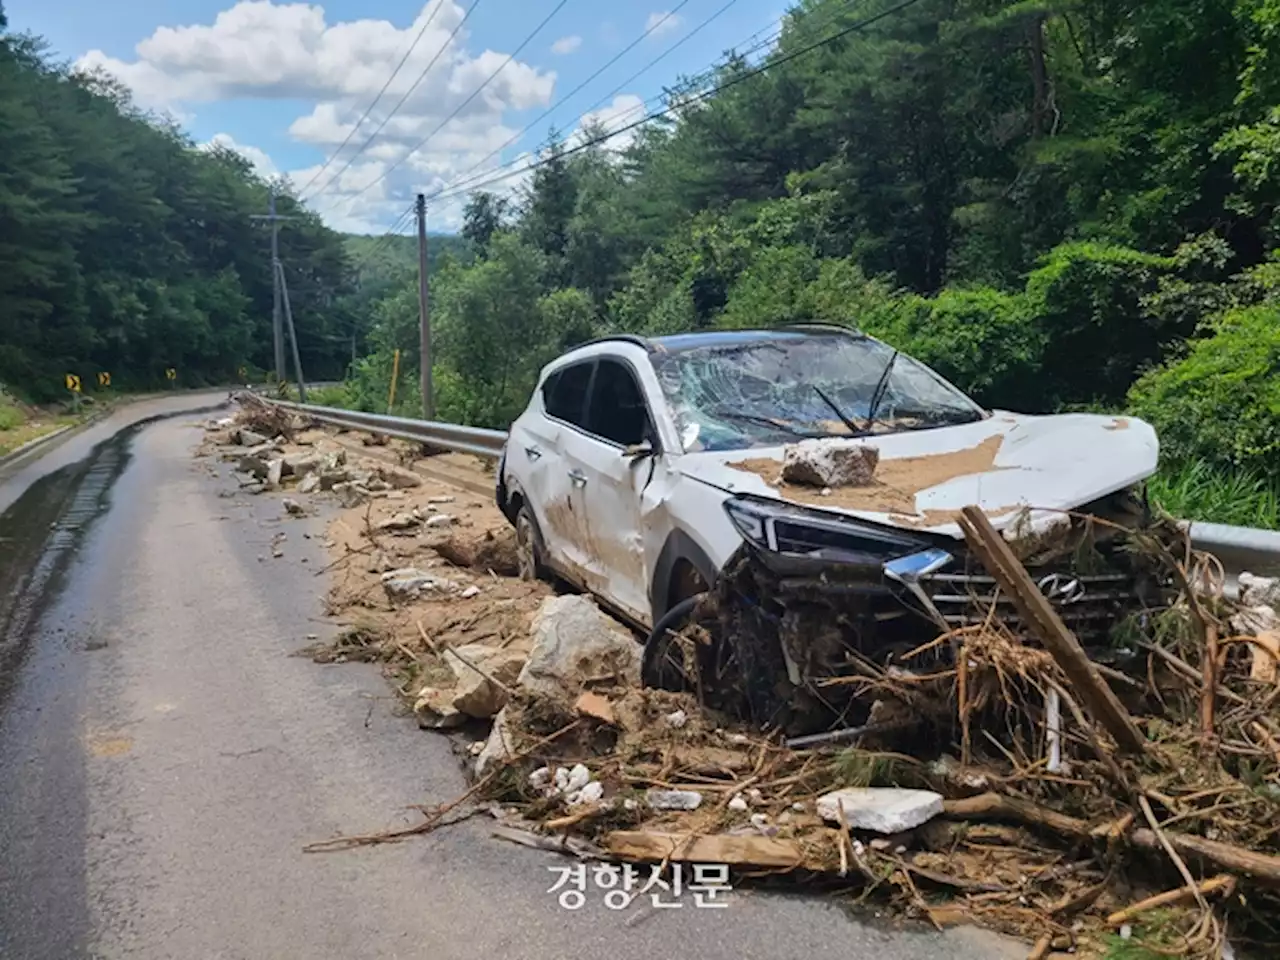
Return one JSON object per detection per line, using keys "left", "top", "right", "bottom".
{"left": 517, "top": 595, "right": 641, "bottom": 700}
{"left": 816, "top": 788, "right": 943, "bottom": 834}
{"left": 781, "top": 439, "right": 879, "bottom": 487}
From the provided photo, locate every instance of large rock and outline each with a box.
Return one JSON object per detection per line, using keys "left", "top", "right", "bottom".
{"left": 377, "top": 466, "right": 422, "bottom": 490}
{"left": 1240, "top": 572, "right": 1280, "bottom": 610}
{"left": 445, "top": 644, "right": 527, "bottom": 718}
{"left": 781, "top": 439, "right": 879, "bottom": 488}
{"left": 297, "top": 473, "right": 321, "bottom": 495}
{"left": 238, "top": 453, "right": 272, "bottom": 479}
{"left": 816, "top": 788, "right": 944, "bottom": 834}
{"left": 332, "top": 482, "right": 368, "bottom": 507}
{"left": 265, "top": 458, "right": 284, "bottom": 490}
{"left": 516, "top": 595, "right": 641, "bottom": 700}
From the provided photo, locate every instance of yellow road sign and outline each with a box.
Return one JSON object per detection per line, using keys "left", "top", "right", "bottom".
{"left": 97, "top": 371, "right": 111, "bottom": 387}
{"left": 165, "top": 368, "right": 177, "bottom": 381}
{"left": 65, "top": 373, "right": 81, "bottom": 392}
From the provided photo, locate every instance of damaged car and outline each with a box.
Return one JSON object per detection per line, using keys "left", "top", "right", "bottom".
{"left": 496, "top": 324, "right": 1171, "bottom": 733}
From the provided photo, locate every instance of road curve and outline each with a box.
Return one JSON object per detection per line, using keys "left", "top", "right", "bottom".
{"left": 0, "top": 411, "right": 1022, "bottom": 960}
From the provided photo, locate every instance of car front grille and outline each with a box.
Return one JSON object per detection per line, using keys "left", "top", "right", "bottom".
{"left": 917, "top": 568, "right": 1144, "bottom": 643}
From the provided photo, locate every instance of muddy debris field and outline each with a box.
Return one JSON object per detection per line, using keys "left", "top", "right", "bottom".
{"left": 197, "top": 396, "right": 1280, "bottom": 960}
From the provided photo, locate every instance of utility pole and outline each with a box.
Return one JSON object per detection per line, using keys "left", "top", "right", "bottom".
{"left": 250, "top": 184, "right": 301, "bottom": 384}
{"left": 416, "top": 193, "right": 433, "bottom": 419}
{"left": 276, "top": 261, "right": 308, "bottom": 403}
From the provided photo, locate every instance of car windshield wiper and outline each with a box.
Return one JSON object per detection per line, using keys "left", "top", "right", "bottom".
{"left": 707, "top": 408, "right": 811, "bottom": 438}
{"left": 864, "top": 349, "right": 900, "bottom": 433}
{"left": 812, "top": 386, "right": 864, "bottom": 436}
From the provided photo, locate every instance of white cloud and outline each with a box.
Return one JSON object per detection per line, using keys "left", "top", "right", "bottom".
{"left": 204, "top": 132, "right": 279, "bottom": 178}
{"left": 76, "top": 0, "right": 559, "bottom": 233}
{"left": 644, "top": 11, "right": 682, "bottom": 37}
{"left": 550, "top": 35, "right": 581, "bottom": 55}
{"left": 571, "top": 94, "right": 646, "bottom": 152}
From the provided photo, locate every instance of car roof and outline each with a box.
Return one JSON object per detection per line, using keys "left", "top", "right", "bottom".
{"left": 567, "top": 324, "right": 864, "bottom": 359}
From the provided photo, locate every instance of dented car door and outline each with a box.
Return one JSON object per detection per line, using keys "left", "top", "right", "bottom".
{"left": 557, "top": 357, "right": 655, "bottom": 628}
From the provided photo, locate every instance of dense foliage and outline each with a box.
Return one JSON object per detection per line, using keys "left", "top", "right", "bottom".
{"left": 0, "top": 6, "right": 354, "bottom": 400}
{"left": 353, "top": 0, "right": 1280, "bottom": 484}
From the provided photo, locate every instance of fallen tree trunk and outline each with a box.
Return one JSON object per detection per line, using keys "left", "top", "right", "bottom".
{"left": 603, "top": 831, "right": 807, "bottom": 869}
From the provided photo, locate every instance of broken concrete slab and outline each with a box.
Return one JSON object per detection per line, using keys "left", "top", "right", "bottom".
{"left": 816, "top": 788, "right": 944, "bottom": 834}
{"left": 781, "top": 439, "right": 879, "bottom": 488}
{"left": 516, "top": 595, "right": 642, "bottom": 700}
{"left": 319, "top": 469, "right": 350, "bottom": 491}
{"left": 283, "top": 452, "right": 323, "bottom": 478}
{"left": 238, "top": 453, "right": 272, "bottom": 479}
{"left": 297, "top": 473, "right": 321, "bottom": 495}
{"left": 265, "top": 458, "right": 284, "bottom": 490}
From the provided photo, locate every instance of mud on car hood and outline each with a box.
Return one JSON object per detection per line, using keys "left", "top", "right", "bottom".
{"left": 676, "top": 411, "right": 1159, "bottom": 539}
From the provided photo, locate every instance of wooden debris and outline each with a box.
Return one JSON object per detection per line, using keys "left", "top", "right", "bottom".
{"left": 1106, "top": 875, "right": 1236, "bottom": 926}
{"left": 957, "top": 506, "right": 1147, "bottom": 755}
{"left": 1252, "top": 630, "right": 1279, "bottom": 684}
{"left": 603, "top": 831, "right": 807, "bottom": 869}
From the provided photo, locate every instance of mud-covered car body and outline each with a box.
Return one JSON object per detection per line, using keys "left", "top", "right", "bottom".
{"left": 496, "top": 326, "right": 1164, "bottom": 726}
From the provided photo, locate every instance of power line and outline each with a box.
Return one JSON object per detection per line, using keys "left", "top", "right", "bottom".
{"left": 427, "top": 0, "right": 701, "bottom": 205}
{"left": 429, "top": 0, "right": 862, "bottom": 203}
{"left": 294, "top": 0, "right": 449, "bottom": 199}
{"left": 429, "top": 0, "right": 924, "bottom": 204}
{"left": 349, "top": 204, "right": 417, "bottom": 275}
{"left": 303, "top": 0, "right": 484, "bottom": 204}
{"left": 318, "top": 0, "right": 571, "bottom": 218}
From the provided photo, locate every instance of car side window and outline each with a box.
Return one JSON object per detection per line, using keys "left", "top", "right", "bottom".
{"left": 543, "top": 361, "right": 593, "bottom": 427}
{"left": 586, "top": 359, "right": 650, "bottom": 446}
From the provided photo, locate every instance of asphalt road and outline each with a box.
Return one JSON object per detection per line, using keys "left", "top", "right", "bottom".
{"left": 0, "top": 406, "right": 1023, "bottom": 960}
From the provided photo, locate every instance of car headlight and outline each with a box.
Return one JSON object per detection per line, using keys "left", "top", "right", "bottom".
{"left": 723, "top": 494, "right": 930, "bottom": 567}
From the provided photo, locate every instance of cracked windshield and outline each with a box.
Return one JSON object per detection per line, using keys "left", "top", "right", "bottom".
{"left": 650, "top": 331, "right": 986, "bottom": 452}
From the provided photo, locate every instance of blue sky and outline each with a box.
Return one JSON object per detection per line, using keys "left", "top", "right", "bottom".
{"left": 7, "top": 0, "right": 786, "bottom": 232}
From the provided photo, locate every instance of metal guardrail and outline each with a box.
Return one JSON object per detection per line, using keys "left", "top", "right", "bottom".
{"left": 268, "top": 398, "right": 508, "bottom": 460}
{"left": 260, "top": 397, "right": 1280, "bottom": 581}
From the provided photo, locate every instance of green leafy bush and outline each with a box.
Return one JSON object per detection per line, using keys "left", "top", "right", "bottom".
{"left": 1128, "top": 303, "right": 1280, "bottom": 474}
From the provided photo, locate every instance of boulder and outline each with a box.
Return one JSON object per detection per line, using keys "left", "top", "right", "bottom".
{"left": 319, "top": 469, "right": 351, "bottom": 491}
{"left": 265, "top": 458, "right": 284, "bottom": 490}
{"left": 445, "top": 644, "right": 527, "bottom": 718}
{"left": 781, "top": 439, "right": 879, "bottom": 488}
{"left": 282, "top": 498, "right": 306, "bottom": 517}
{"left": 296, "top": 473, "right": 321, "bottom": 495}
{"left": 816, "top": 788, "right": 943, "bottom": 834}
{"left": 516, "top": 595, "right": 642, "bottom": 700}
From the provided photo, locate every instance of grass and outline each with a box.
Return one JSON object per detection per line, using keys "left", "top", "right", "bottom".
{"left": 1149, "top": 459, "right": 1280, "bottom": 530}
{"left": 0, "top": 401, "right": 78, "bottom": 457}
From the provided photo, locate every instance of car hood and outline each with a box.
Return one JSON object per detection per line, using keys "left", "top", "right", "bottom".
{"left": 674, "top": 411, "right": 1159, "bottom": 540}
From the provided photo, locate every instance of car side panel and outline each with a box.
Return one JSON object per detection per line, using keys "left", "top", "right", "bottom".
{"left": 504, "top": 407, "right": 587, "bottom": 584}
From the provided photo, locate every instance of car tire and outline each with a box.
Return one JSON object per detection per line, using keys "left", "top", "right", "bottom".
{"left": 514, "top": 503, "right": 548, "bottom": 582}
{"left": 641, "top": 593, "right": 711, "bottom": 693}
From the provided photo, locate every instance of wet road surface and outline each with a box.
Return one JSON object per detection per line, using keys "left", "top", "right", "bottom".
{"left": 0, "top": 410, "right": 1023, "bottom": 959}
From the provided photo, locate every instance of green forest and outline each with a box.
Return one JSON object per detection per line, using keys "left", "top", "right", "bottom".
{"left": 344, "top": 0, "right": 1280, "bottom": 524}
{"left": 0, "top": 2, "right": 360, "bottom": 401}
{"left": 3, "top": 0, "right": 1280, "bottom": 522}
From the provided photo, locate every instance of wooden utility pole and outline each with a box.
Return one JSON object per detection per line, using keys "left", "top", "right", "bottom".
{"left": 275, "top": 261, "right": 308, "bottom": 403}
{"left": 250, "top": 185, "right": 301, "bottom": 384}
{"left": 416, "top": 193, "right": 433, "bottom": 419}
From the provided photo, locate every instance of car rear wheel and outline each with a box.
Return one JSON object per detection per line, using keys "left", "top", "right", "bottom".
{"left": 514, "top": 503, "right": 547, "bottom": 581}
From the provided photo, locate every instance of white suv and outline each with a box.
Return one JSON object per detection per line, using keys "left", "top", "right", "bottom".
{"left": 496, "top": 326, "right": 1160, "bottom": 721}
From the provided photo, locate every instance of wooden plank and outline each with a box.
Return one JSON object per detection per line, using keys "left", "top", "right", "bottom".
{"left": 603, "top": 831, "right": 806, "bottom": 869}
{"left": 957, "top": 506, "right": 1147, "bottom": 756}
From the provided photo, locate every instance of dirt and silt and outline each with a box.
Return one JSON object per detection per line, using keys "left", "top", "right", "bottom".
{"left": 198, "top": 398, "right": 1280, "bottom": 959}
